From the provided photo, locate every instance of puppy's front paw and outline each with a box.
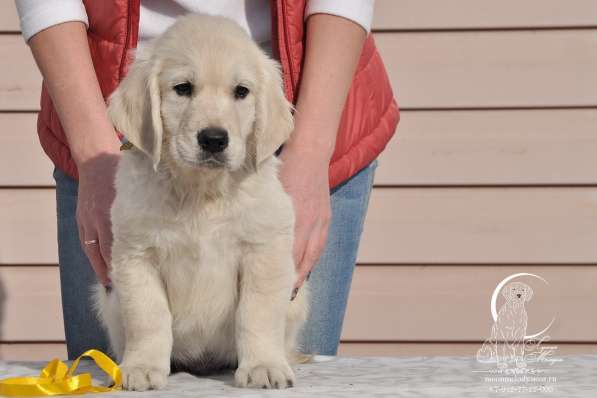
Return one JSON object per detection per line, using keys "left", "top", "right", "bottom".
{"left": 121, "top": 366, "right": 168, "bottom": 391}
{"left": 235, "top": 362, "right": 295, "bottom": 389}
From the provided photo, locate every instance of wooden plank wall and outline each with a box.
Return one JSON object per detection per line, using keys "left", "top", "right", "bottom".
{"left": 1, "top": 1, "right": 597, "bottom": 360}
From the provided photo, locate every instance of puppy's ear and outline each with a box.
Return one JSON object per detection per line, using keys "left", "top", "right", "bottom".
{"left": 252, "top": 57, "right": 294, "bottom": 167}
{"left": 108, "top": 56, "right": 163, "bottom": 171}
{"left": 501, "top": 286, "right": 512, "bottom": 300}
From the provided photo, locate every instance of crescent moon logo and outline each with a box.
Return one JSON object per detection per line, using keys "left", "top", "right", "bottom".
{"left": 490, "top": 272, "right": 555, "bottom": 340}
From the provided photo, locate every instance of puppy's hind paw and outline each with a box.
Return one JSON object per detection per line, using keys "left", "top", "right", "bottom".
{"left": 235, "top": 363, "right": 295, "bottom": 389}
{"left": 121, "top": 366, "right": 168, "bottom": 391}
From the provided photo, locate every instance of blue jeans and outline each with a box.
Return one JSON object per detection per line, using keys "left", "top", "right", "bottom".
{"left": 53, "top": 159, "right": 377, "bottom": 359}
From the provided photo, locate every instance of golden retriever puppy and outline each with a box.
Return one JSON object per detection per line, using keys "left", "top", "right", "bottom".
{"left": 92, "top": 14, "right": 308, "bottom": 391}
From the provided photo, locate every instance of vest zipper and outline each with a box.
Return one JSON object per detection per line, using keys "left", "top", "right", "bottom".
{"left": 118, "top": 0, "right": 133, "bottom": 80}
{"left": 272, "top": 0, "right": 295, "bottom": 102}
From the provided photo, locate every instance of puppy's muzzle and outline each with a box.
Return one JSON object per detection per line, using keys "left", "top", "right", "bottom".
{"left": 197, "top": 127, "right": 229, "bottom": 153}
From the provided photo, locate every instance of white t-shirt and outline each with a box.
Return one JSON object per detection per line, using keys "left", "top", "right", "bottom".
{"left": 15, "top": 0, "right": 375, "bottom": 46}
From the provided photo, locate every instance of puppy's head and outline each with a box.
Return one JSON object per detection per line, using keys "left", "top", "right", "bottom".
{"left": 502, "top": 282, "right": 533, "bottom": 303}
{"left": 108, "top": 15, "right": 293, "bottom": 175}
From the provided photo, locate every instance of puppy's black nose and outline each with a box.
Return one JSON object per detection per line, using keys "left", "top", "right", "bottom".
{"left": 517, "top": 294, "right": 522, "bottom": 298}
{"left": 197, "top": 127, "right": 228, "bottom": 153}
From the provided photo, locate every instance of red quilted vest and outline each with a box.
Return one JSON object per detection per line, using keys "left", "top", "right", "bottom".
{"left": 37, "top": 0, "right": 399, "bottom": 188}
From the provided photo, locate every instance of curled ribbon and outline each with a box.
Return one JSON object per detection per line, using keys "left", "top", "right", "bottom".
{"left": 0, "top": 349, "right": 121, "bottom": 397}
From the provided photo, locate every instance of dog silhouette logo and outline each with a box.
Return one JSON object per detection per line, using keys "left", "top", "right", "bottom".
{"left": 477, "top": 273, "right": 555, "bottom": 368}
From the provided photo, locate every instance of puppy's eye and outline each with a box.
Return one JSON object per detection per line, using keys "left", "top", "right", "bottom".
{"left": 174, "top": 82, "right": 193, "bottom": 97}
{"left": 234, "top": 85, "right": 250, "bottom": 100}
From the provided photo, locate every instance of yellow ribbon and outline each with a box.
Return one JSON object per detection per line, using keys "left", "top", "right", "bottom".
{"left": 0, "top": 349, "right": 121, "bottom": 397}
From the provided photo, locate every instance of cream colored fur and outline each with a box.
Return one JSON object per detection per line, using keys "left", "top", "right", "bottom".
{"left": 92, "top": 14, "right": 308, "bottom": 391}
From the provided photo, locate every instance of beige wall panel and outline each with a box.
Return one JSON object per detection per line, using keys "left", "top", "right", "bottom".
{"left": 0, "top": 113, "right": 54, "bottom": 186}
{"left": 0, "top": 344, "right": 66, "bottom": 361}
{"left": 4, "top": 188, "right": 597, "bottom": 264}
{"left": 5, "top": 31, "right": 597, "bottom": 111}
{"left": 0, "top": 267, "right": 64, "bottom": 341}
{"left": 3, "top": 110, "right": 597, "bottom": 187}
{"left": 339, "top": 343, "right": 597, "bottom": 357}
{"left": 0, "top": 36, "right": 40, "bottom": 111}
{"left": 374, "top": 0, "right": 597, "bottom": 30}
{"left": 0, "top": 2, "right": 19, "bottom": 32}
{"left": 359, "top": 188, "right": 597, "bottom": 264}
{"left": 0, "top": 265, "right": 595, "bottom": 342}
{"left": 342, "top": 266, "right": 597, "bottom": 341}
{"left": 377, "top": 30, "right": 597, "bottom": 108}
{"left": 378, "top": 109, "right": 597, "bottom": 185}
{"left": 0, "top": 190, "right": 57, "bottom": 265}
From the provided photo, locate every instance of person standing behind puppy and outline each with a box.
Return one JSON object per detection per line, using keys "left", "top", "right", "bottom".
{"left": 15, "top": 0, "right": 399, "bottom": 359}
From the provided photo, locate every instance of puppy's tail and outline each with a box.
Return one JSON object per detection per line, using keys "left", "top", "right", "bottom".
{"left": 90, "top": 283, "right": 110, "bottom": 329}
{"left": 90, "top": 283, "right": 125, "bottom": 361}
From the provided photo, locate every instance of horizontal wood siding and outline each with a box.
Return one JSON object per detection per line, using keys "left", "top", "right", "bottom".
{"left": 0, "top": 114, "right": 54, "bottom": 186}
{"left": 4, "top": 31, "right": 597, "bottom": 111}
{"left": 0, "top": 267, "right": 63, "bottom": 341}
{"left": 6, "top": 109, "right": 597, "bottom": 187}
{"left": 376, "top": 30, "right": 597, "bottom": 108}
{"left": 0, "top": 36, "right": 40, "bottom": 110}
{"left": 0, "top": 190, "right": 57, "bottom": 265}
{"left": 359, "top": 188, "right": 597, "bottom": 264}
{"left": 0, "top": 344, "right": 67, "bottom": 361}
{"left": 342, "top": 266, "right": 597, "bottom": 341}
{"left": 4, "top": 188, "right": 597, "bottom": 265}
{"left": 377, "top": 109, "right": 597, "bottom": 185}
{"left": 373, "top": 0, "right": 597, "bottom": 30}
{"left": 0, "top": 2, "right": 19, "bottom": 32}
{"left": 1, "top": 266, "right": 594, "bottom": 342}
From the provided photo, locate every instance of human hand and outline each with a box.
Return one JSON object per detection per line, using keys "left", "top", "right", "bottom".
{"left": 76, "top": 151, "right": 121, "bottom": 286}
{"left": 27, "top": 18, "right": 127, "bottom": 286}
{"left": 279, "top": 144, "right": 332, "bottom": 291}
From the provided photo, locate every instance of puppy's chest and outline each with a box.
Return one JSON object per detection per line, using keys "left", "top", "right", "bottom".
{"left": 156, "top": 208, "right": 242, "bottom": 263}
{"left": 157, "top": 212, "right": 242, "bottom": 329}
